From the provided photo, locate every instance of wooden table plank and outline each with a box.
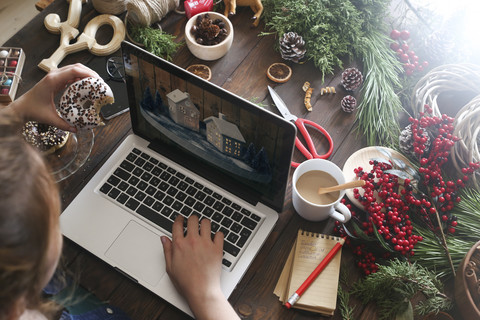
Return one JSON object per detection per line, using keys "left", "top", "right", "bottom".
{"left": 2, "top": 1, "right": 389, "bottom": 319}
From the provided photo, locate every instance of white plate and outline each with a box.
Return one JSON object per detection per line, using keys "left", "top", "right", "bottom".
{"left": 342, "top": 146, "right": 412, "bottom": 210}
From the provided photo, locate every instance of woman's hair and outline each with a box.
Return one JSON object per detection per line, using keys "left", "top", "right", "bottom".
{"left": 0, "top": 113, "right": 61, "bottom": 319}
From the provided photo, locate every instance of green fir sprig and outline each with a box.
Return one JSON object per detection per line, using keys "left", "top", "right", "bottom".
{"left": 350, "top": 0, "right": 392, "bottom": 34}
{"left": 129, "top": 25, "right": 182, "bottom": 61}
{"left": 410, "top": 227, "right": 472, "bottom": 279}
{"left": 262, "top": 0, "right": 365, "bottom": 80}
{"left": 352, "top": 259, "right": 453, "bottom": 320}
{"left": 449, "top": 187, "right": 480, "bottom": 241}
{"left": 411, "top": 187, "right": 480, "bottom": 278}
{"left": 338, "top": 268, "right": 356, "bottom": 320}
{"left": 356, "top": 30, "right": 404, "bottom": 148}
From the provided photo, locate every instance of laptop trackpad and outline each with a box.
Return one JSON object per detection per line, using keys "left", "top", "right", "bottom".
{"left": 105, "top": 220, "right": 166, "bottom": 286}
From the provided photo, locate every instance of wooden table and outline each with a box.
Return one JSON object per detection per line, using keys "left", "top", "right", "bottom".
{"left": 4, "top": 1, "right": 428, "bottom": 319}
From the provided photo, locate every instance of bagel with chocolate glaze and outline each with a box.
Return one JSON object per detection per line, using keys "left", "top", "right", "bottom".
{"left": 59, "top": 77, "right": 114, "bottom": 130}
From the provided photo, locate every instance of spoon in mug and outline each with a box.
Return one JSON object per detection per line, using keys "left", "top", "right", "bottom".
{"left": 318, "top": 180, "right": 366, "bottom": 195}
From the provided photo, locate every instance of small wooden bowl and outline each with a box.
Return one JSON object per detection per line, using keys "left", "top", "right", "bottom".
{"left": 455, "top": 239, "right": 480, "bottom": 320}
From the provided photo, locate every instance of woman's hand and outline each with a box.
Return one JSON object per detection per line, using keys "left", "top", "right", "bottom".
{"left": 7, "top": 63, "right": 99, "bottom": 132}
{"left": 161, "top": 215, "right": 240, "bottom": 320}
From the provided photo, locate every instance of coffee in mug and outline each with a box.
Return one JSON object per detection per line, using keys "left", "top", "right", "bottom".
{"left": 296, "top": 170, "right": 339, "bottom": 205}
{"left": 292, "top": 159, "right": 351, "bottom": 223}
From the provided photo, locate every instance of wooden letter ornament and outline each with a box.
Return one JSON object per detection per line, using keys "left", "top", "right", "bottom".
{"left": 39, "top": 0, "right": 126, "bottom": 72}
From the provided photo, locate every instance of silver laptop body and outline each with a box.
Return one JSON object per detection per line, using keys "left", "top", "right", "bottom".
{"left": 60, "top": 41, "right": 295, "bottom": 316}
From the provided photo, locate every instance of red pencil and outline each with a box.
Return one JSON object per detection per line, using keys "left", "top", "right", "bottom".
{"left": 285, "top": 238, "right": 345, "bottom": 309}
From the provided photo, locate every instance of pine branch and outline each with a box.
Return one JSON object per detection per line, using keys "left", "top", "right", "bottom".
{"left": 411, "top": 187, "right": 480, "bottom": 278}
{"left": 129, "top": 25, "right": 182, "bottom": 61}
{"left": 338, "top": 268, "right": 356, "bottom": 320}
{"left": 262, "top": 0, "right": 365, "bottom": 81}
{"left": 352, "top": 259, "right": 453, "bottom": 319}
{"left": 338, "top": 286, "right": 355, "bottom": 320}
{"left": 356, "top": 31, "right": 404, "bottom": 148}
{"left": 427, "top": 197, "right": 456, "bottom": 277}
{"left": 385, "top": 275, "right": 449, "bottom": 300}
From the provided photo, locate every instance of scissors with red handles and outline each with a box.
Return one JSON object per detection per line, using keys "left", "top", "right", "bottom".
{"left": 268, "top": 86, "right": 333, "bottom": 168}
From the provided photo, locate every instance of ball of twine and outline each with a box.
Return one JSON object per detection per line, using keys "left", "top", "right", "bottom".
{"left": 92, "top": 0, "right": 128, "bottom": 15}
{"left": 127, "top": 0, "right": 180, "bottom": 26}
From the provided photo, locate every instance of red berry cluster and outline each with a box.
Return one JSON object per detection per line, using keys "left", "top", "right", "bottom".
{"left": 389, "top": 29, "right": 428, "bottom": 76}
{"left": 334, "top": 105, "right": 479, "bottom": 275}
{"left": 351, "top": 243, "right": 380, "bottom": 275}
{"left": 334, "top": 158, "right": 424, "bottom": 275}
{"left": 334, "top": 202, "right": 384, "bottom": 275}
{"left": 408, "top": 105, "right": 480, "bottom": 232}
{"left": 362, "top": 162, "right": 421, "bottom": 246}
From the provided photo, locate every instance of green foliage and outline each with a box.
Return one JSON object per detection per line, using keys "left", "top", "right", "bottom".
{"left": 350, "top": 0, "right": 391, "bottom": 36}
{"left": 261, "top": 0, "right": 391, "bottom": 79}
{"left": 356, "top": 30, "right": 404, "bottom": 147}
{"left": 451, "top": 188, "right": 480, "bottom": 241}
{"left": 338, "top": 268, "right": 356, "bottom": 320}
{"left": 262, "top": 0, "right": 365, "bottom": 79}
{"left": 352, "top": 259, "right": 453, "bottom": 320}
{"left": 262, "top": 0, "right": 403, "bottom": 146}
{"left": 129, "top": 25, "right": 182, "bottom": 61}
{"left": 411, "top": 187, "right": 480, "bottom": 278}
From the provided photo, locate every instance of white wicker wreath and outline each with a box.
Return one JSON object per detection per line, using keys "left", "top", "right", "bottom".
{"left": 411, "top": 64, "right": 480, "bottom": 118}
{"left": 411, "top": 64, "right": 480, "bottom": 189}
{"left": 452, "top": 95, "right": 480, "bottom": 188}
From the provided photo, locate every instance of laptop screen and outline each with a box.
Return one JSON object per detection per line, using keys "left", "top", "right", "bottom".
{"left": 121, "top": 41, "right": 295, "bottom": 212}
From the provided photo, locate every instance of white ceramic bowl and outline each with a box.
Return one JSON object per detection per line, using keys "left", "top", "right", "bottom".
{"left": 185, "top": 11, "right": 234, "bottom": 61}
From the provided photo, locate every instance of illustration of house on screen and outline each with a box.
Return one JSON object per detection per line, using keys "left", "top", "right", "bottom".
{"left": 166, "top": 89, "right": 200, "bottom": 132}
{"left": 204, "top": 113, "right": 246, "bottom": 159}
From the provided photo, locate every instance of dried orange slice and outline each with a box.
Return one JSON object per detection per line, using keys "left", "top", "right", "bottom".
{"left": 186, "top": 64, "right": 212, "bottom": 81}
{"left": 267, "top": 62, "right": 292, "bottom": 83}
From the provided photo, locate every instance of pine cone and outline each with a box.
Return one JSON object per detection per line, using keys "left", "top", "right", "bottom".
{"left": 341, "top": 67, "right": 363, "bottom": 91}
{"left": 399, "top": 124, "right": 431, "bottom": 157}
{"left": 341, "top": 95, "right": 356, "bottom": 113}
{"left": 279, "top": 32, "right": 306, "bottom": 63}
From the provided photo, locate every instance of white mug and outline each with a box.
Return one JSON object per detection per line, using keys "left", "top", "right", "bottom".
{"left": 292, "top": 159, "right": 351, "bottom": 223}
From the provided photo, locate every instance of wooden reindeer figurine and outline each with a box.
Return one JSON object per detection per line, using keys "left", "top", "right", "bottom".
{"left": 223, "top": 0, "right": 263, "bottom": 27}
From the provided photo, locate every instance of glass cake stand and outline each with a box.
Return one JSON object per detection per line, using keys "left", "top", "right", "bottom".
{"left": 46, "top": 129, "right": 95, "bottom": 182}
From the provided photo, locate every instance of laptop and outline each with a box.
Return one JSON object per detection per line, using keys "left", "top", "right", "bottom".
{"left": 60, "top": 41, "right": 296, "bottom": 316}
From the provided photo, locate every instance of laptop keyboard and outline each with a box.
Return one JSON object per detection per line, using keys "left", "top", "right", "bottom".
{"left": 99, "top": 147, "right": 263, "bottom": 269}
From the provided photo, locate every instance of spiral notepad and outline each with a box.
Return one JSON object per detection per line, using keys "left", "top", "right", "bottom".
{"left": 274, "top": 230, "right": 344, "bottom": 315}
